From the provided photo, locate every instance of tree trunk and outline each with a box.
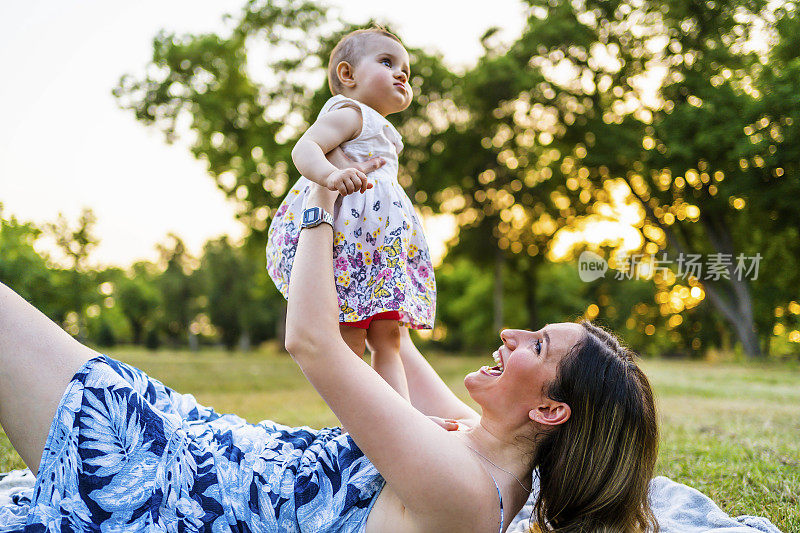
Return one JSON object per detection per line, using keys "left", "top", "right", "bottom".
{"left": 526, "top": 261, "right": 538, "bottom": 330}
{"left": 238, "top": 329, "right": 251, "bottom": 352}
{"left": 276, "top": 302, "right": 287, "bottom": 351}
{"left": 731, "top": 313, "right": 760, "bottom": 359}
{"left": 493, "top": 249, "right": 505, "bottom": 333}
{"left": 700, "top": 215, "right": 761, "bottom": 358}
{"left": 188, "top": 329, "right": 199, "bottom": 352}
{"left": 132, "top": 322, "right": 143, "bottom": 345}
{"left": 700, "top": 279, "right": 761, "bottom": 358}
{"left": 627, "top": 188, "right": 763, "bottom": 358}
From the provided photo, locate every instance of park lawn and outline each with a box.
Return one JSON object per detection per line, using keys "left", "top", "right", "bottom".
{"left": 1, "top": 346, "right": 797, "bottom": 531}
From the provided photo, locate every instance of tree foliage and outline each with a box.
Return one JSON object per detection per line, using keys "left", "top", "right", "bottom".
{"left": 104, "top": 1, "right": 800, "bottom": 356}
{"left": 431, "top": 0, "right": 800, "bottom": 356}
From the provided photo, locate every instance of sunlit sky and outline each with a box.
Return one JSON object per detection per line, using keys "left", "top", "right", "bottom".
{"left": 0, "top": 0, "right": 527, "bottom": 267}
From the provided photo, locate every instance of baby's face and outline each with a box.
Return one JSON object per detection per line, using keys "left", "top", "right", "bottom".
{"left": 348, "top": 35, "right": 412, "bottom": 116}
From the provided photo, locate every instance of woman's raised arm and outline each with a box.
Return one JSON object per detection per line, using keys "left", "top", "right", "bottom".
{"left": 391, "top": 328, "right": 479, "bottom": 422}
{"left": 284, "top": 185, "right": 487, "bottom": 526}
{"left": 325, "top": 147, "right": 477, "bottom": 424}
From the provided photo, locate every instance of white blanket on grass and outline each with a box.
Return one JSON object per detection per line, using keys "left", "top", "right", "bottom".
{"left": 509, "top": 474, "right": 782, "bottom": 533}
{"left": 0, "top": 469, "right": 784, "bottom": 532}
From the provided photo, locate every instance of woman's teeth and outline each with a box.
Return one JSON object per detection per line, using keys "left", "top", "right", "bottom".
{"left": 491, "top": 350, "right": 504, "bottom": 373}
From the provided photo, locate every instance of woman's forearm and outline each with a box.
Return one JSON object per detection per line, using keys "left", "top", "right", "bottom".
{"left": 325, "top": 145, "right": 357, "bottom": 170}
{"left": 397, "top": 328, "right": 479, "bottom": 421}
{"left": 284, "top": 187, "right": 340, "bottom": 357}
{"left": 286, "top": 147, "right": 383, "bottom": 357}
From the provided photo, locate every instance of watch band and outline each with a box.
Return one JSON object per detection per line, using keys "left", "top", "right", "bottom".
{"left": 300, "top": 206, "right": 334, "bottom": 229}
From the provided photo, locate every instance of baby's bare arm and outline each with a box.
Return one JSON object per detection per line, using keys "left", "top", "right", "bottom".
{"left": 292, "top": 107, "right": 365, "bottom": 190}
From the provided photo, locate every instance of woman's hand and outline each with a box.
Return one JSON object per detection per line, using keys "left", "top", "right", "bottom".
{"left": 325, "top": 146, "right": 385, "bottom": 176}
{"left": 306, "top": 182, "right": 339, "bottom": 212}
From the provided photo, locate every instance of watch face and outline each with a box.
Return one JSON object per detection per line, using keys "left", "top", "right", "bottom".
{"left": 303, "top": 207, "right": 320, "bottom": 225}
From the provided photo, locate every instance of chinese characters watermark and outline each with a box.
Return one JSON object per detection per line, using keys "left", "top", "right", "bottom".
{"left": 578, "top": 251, "right": 761, "bottom": 283}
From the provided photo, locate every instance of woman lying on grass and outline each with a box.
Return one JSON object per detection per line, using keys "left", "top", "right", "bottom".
{"left": 0, "top": 151, "right": 658, "bottom": 532}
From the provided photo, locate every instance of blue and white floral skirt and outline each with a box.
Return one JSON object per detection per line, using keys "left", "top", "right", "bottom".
{"left": 0, "top": 355, "right": 384, "bottom": 532}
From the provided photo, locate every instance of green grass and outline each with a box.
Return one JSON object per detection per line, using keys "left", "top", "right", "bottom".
{"left": 1, "top": 346, "right": 797, "bottom": 530}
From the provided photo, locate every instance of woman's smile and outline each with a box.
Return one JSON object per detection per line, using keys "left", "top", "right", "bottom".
{"left": 479, "top": 346, "right": 506, "bottom": 376}
{"left": 466, "top": 325, "right": 585, "bottom": 406}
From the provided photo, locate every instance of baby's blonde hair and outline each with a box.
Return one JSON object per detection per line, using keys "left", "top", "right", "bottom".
{"left": 327, "top": 25, "right": 404, "bottom": 96}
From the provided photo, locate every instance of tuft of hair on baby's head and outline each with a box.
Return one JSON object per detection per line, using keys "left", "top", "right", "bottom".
{"left": 327, "top": 24, "right": 404, "bottom": 96}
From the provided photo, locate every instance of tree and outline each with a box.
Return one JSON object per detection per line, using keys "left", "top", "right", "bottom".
{"left": 412, "top": 31, "right": 576, "bottom": 332}
{"left": 0, "top": 206, "right": 67, "bottom": 321}
{"left": 114, "top": 0, "right": 800, "bottom": 357}
{"left": 155, "top": 234, "right": 199, "bottom": 346}
{"left": 196, "top": 236, "right": 278, "bottom": 350}
{"left": 114, "top": 0, "right": 468, "bottom": 346}
{"left": 111, "top": 262, "right": 163, "bottom": 345}
{"left": 45, "top": 208, "right": 100, "bottom": 340}
{"left": 435, "top": 256, "right": 598, "bottom": 351}
{"left": 114, "top": 1, "right": 458, "bottom": 248}
{"left": 457, "top": 0, "right": 800, "bottom": 357}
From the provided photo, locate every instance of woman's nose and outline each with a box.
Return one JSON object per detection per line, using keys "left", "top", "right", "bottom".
{"left": 500, "top": 329, "right": 519, "bottom": 349}
{"left": 395, "top": 71, "right": 407, "bottom": 83}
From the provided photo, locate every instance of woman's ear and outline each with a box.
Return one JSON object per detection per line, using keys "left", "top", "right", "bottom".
{"left": 529, "top": 402, "right": 571, "bottom": 426}
{"left": 336, "top": 61, "right": 356, "bottom": 88}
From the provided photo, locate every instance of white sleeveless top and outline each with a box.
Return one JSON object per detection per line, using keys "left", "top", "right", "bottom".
{"left": 266, "top": 95, "right": 436, "bottom": 329}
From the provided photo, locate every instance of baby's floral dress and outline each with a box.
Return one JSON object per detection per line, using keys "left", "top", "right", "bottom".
{"left": 266, "top": 95, "right": 436, "bottom": 329}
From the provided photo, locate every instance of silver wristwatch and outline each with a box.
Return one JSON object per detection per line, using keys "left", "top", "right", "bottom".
{"left": 300, "top": 207, "right": 334, "bottom": 229}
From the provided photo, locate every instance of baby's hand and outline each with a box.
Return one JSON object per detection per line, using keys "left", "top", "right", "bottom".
{"left": 324, "top": 168, "right": 373, "bottom": 195}
{"left": 428, "top": 416, "right": 475, "bottom": 432}
{"left": 428, "top": 416, "right": 459, "bottom": 431}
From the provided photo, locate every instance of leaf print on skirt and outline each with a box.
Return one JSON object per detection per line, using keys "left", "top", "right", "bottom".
{"left": 79, "top": 387, "right": 155, "bottom": 472}
{"left": 2, "top": 355, "right": 385, "bottom": 532}
{"left": 79, "top": 387, "right": 161, "bottom": 512}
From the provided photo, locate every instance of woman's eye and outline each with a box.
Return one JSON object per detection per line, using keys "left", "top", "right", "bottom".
{"left": 381, "top": 58, "right": 391, "bottom": 67}
{"left": 535, "top": 339, "right": 542, "bottom": 354}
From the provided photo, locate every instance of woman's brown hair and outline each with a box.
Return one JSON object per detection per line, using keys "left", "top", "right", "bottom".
{"left": 532, "top": 321, "right": 659, "bottom": 532}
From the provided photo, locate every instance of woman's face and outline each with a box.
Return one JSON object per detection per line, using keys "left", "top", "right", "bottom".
{"left": 465, "top": 323, "right": 585, "bottom": 420}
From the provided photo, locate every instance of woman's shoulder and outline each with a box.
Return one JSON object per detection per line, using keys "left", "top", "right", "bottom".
{"left": 369, "top": 473, "right": 504, "bottom": 533}
{"left": 362, "top": 431, "right": 506, "bottom": 533}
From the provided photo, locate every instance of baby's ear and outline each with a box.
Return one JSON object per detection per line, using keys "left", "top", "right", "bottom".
{"left": 336, "top": 61, "right": 356, "bottom": 88}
